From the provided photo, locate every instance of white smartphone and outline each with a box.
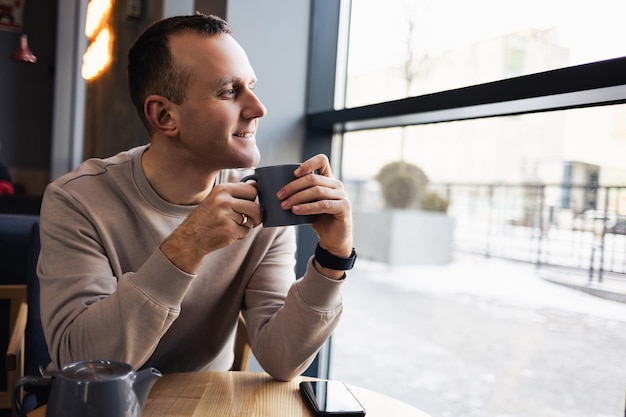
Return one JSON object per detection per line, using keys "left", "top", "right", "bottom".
{"left": 299, "top": 380, "right": 366, "bottom": 417}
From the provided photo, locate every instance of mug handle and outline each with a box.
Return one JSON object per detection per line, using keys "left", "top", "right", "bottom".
{"left": 12, "top": 375, "right": 53, "bottom": 417}
{"left": 240, "top": 174, "right": 257, "bottom": 183}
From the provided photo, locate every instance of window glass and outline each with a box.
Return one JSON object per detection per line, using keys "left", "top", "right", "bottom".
{"left": 329, "top": 2, "right": 626, "bottom": 416}
{"left": 341, "top": 105, "right": 626, "bottom": 188}
{"left": 333, "top": 106, "right": 626, "bottom": 417}
{"left": 346, "top": 0, "right": 626, "bottom": 107}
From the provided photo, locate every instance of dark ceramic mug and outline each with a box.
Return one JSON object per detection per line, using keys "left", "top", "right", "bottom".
{"left": 241, "top": 164, "right": 317, "bottom": 227}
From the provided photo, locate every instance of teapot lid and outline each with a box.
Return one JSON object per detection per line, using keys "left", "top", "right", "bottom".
{"left": 61, "top": 360, "right": 133, "bottom": 381}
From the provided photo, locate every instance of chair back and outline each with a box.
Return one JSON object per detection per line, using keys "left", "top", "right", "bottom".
{"left": 0, "top": 214, "right": 51, "bottom": 412}
{"left": 0, "top": 284, "right": 26, "bottom": 410}
{"left": 233, "top": 314, "right": 251, "bottom": 371}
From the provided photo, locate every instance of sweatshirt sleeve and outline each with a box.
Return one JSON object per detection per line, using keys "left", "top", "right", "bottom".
{"left": 38, "top": 184, "right": 195, "bottom": 370}
{"left": 242, "top": 226, "right": 345, "bottom": 381}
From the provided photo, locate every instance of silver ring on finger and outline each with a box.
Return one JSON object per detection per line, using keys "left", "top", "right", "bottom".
{"left": 240, "top": 213, "right": 249, "bottom": 226}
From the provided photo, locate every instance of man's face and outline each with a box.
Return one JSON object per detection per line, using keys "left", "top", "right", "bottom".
{"left": 167, "top": 33, "right": 266, "bottom": 171}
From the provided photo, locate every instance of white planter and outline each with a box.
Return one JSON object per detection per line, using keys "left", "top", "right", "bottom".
{"left": 353, "top": 209, "right": 454, "bottom": 266}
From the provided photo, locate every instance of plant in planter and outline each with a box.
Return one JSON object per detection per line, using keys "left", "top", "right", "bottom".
{"left": 353, "top": 161, "right": 454, "bottom": 266}
{"left": 375, "top": 161, "right": 448, "bottom": 212}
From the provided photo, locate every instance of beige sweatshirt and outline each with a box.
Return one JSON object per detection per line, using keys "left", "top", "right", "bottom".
{"left": 37, "top": 145, "right": 343, "bottom": 381}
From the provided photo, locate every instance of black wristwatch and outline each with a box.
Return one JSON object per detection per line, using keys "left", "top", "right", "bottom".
{"left": 314, "top": 243, "right": 357, "bottom": 270}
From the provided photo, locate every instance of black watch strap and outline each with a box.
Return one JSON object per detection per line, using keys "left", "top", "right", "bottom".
{"left": 314, "top": 243, "right": 357, "bottom": 271}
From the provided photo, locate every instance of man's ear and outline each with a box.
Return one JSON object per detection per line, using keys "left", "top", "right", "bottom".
{"left": 144, "top": 95, "right": 178, "bottom": 136}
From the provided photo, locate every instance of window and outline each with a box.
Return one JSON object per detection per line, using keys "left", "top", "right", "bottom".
{"left": 346, "top": 0, "right": 626, "bottom": 108}
{"left": 305, "top": 1, "right": 626, "bottom": 416}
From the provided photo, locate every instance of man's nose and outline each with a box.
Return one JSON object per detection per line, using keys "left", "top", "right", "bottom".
{"left": 243, "top": 91, "right": 267, "bottom": 119}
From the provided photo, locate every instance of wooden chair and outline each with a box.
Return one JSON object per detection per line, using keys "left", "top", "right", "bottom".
{"left": 0, "top": 214, "right": 50, "bottom": 415}
{"left": 232, "top": 314, "right": 251, "bottom": 371}
{"left": 0, "top": 285, "right": 27, "bottom": 410}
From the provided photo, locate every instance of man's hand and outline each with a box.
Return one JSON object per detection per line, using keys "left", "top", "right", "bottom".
{"left": 160, "top": 182, "right": 261, "bottom": 274}
{"left": 276, "top": 154, "right": 353, "bottom": 279}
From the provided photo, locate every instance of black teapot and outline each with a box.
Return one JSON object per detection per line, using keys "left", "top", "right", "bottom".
{"left": 12, "top": 360, "right": 161, "bottom": 417}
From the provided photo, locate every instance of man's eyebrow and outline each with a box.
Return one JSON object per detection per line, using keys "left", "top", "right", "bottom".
{"left": 216, "top": 76, "right": 257, "bottom": 87}
{"left": 217, "top": 76, "right": 240, "bottom": 87}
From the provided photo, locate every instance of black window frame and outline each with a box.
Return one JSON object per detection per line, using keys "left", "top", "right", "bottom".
{"left": 307, "top": 56, "right": 626, "bottom": 133}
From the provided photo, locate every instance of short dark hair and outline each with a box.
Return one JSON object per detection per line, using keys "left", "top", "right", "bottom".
{"left": 127, "top": 13, "right": 232, "bottom": 131}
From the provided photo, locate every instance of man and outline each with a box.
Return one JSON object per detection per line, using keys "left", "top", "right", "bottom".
{"left": 38, "top": 14, "right": 356, "bottom": 381}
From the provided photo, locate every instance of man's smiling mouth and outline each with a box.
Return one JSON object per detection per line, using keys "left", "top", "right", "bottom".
{"left": 234, "top": 133, "right": 253, "bottom": 138}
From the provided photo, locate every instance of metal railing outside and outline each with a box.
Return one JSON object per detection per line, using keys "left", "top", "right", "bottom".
{"left": 347, "top": 180, "right": 626, "bottom": 283}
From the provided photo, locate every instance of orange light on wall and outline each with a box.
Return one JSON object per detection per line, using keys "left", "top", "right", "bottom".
{"left": 82, "top": 27, "right": 112, "bottom": 80}
{"left": 85, "top": 0, "right": 112, "bottom": 38}
{"left": 82, "top": 0, "right": 114, "bottom": 81}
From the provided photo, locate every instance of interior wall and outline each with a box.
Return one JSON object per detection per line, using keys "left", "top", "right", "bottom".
{"left": 226, "top": 0, "right": 311, "bottom": 166}
{"left": 195, "top": 0, "right": 227, "bottom": 18}
{"left": 0, "top": 1, "right": 57, "bottom": 194}
{"left": 82, "top": 0, "right": 163, "bottom": 160}
{"left": 2, "top": 0, "right": 311, "bottom": 195}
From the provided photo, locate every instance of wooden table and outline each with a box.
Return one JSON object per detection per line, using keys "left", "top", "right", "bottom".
{"left": 28, "top": 371, "right": 430, "bottom": 416}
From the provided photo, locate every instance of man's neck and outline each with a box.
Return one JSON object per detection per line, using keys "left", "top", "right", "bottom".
{"left": 141, "top": 145, "right": 217, "bottom": 205}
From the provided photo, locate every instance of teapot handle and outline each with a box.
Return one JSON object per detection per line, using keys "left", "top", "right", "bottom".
{"left": 12, "top": 375, "right": 53, "bottom": 417}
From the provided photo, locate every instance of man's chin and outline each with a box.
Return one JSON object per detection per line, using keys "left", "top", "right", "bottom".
{"left": 235, "top": 149, "right": 261, "bottom": 169}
